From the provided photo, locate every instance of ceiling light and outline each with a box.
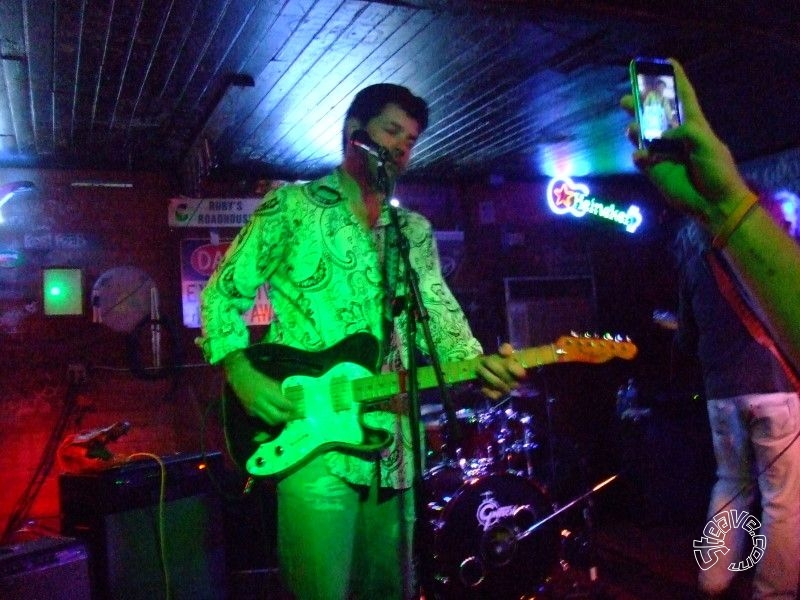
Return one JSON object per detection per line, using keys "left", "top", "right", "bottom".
{"left": 0, "top": 181, "right": 35, "bottom": 224}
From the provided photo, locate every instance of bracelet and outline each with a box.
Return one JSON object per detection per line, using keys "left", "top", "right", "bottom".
{"left": 711, "top": 193, "right": 759, "bottom": 249}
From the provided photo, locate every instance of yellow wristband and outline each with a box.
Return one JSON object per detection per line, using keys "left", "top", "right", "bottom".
{"left": 711, "top": 193, "right": 759, "bottom": 249}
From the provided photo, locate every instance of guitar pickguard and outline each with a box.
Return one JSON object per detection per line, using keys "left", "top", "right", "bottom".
{"left": 223, "top": 333, "right": 388, "bottom": 477}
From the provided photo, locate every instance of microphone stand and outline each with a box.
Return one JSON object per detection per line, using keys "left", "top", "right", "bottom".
{"left": 377, "top": 160, "right": 460, "bottom": 596}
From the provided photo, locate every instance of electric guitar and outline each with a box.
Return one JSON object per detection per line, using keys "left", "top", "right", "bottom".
{"left": 223, "top": 332, "right": 638, "bottom": 478}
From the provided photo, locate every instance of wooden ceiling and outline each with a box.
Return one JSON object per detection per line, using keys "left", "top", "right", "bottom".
{"left": 1, "top": 1, "right": 799, "bottom": 188}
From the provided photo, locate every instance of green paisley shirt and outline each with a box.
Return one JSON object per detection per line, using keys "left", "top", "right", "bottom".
{"left": 197, "top": 168, "right": 482, "bottom": 489}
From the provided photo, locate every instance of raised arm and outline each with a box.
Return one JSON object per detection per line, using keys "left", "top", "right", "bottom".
{"left": 621, "top": 58, "right": 800, "bottom": 372}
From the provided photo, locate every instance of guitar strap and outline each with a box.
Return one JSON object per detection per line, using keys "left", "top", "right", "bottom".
{"left": 705, "top": 249, "right": 800, "bottom": 391}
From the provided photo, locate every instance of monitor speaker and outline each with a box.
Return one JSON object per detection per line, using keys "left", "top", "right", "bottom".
{"left": 60, "top": 452, "right": 226, "bottom": 600}
{"left": 0, "top": 536, "right": 91, "bottom": 600}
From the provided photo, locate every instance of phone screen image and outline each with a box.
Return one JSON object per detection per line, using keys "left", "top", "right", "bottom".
{"left": 636, "top": 74, "right": 679, "bottom": 140}
{"left": 630, "top": 58, "right": 682, "bottom": 152}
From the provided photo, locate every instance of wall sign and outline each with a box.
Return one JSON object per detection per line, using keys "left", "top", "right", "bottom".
{"left": 168, "top": 198, "right": 263, "bottom": 227}
{"left": 180, "top": 239, "right": 272, "bottom": 328}
{"left": 546, "top": 177, "right": 643, "bottom": 233}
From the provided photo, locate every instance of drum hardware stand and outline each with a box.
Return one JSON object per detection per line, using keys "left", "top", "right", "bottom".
{"left": 578, "top": 455, "right": 599, "bottom": 585}
{"left": 517, "top": 412, "right": 538, "bottom": 480}
{"left": 545, "top": 394, "right": 559, "bottom": 497}
{"left": 513, "top": 372, "right": 559, "bottom": 494}
{"left": 484, "top": 473, "right": 616, "bottom": 546}
{"left": 518, "top": 473, "right": 617, "bottom": 596}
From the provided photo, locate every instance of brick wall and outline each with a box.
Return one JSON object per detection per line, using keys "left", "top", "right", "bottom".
{"left": 0, "top": 168, "right": 229, "bottom": 541}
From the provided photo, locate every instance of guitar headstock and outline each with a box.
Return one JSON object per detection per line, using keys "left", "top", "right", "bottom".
{"left": 553, "top": 333, "right": 638, "bottom": 363}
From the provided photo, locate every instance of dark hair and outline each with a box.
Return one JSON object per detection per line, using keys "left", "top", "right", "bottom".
{"left": 673, "top": 217, "right": 710, "bottom": 269}
{"left": 674, "top": 188, "right": 800, "bottom": 267}
{"left": 345, "top": 83, "right": 429, "bottom": 132}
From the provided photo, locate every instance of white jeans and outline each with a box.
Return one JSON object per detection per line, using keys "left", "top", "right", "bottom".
{"left": 699, "top": 392, "right": 800, "bottom": 600}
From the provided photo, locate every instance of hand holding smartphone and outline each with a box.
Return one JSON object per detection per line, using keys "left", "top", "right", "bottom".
{"left": 629, "top": 57, "right": 683, "bottom": 154}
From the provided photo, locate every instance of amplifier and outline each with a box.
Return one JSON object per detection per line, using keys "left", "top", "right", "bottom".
{"left": 0, "top": 536, "right": 91, "bottom": 600}
{"left": 60, "top": 451, "right": 226, "bottom": 600}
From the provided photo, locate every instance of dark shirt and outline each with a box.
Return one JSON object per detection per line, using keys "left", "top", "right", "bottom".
{"left": 676, "top": 228, "right": 792, "bottom": 399}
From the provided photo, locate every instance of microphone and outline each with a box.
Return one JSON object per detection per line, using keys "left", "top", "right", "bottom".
{"left": 71, "top": 421, "right": 132, "bottom": 445}
{"left": 57, "top": 421, "right": 132, "bottom": 472}
{"left": 350, "top": 129, "right": 392, "bottom": 164}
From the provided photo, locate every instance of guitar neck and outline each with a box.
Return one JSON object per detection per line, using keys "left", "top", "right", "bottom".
{"left": 351, "top": 343, "right": 559, "bottom": 403}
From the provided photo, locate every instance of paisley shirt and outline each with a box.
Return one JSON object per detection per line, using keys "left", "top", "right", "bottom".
{"left": 197, "top": 168, "right": 482, "bottom": 489}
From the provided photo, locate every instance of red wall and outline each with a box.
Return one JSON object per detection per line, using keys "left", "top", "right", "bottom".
{"left": 0, "top": 168, "right": 228, "bottom": 542}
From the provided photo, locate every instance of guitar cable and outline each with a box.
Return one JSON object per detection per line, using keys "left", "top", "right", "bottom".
{"left": 124, "top": 452, "right": 170, "bottom": 600}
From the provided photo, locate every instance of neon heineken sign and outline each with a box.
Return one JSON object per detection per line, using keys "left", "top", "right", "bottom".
{"left": 547, "top": 177, "right": 643, "bottom": 233}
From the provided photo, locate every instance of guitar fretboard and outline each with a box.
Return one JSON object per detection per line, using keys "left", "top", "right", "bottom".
{"left": 279, "top": 335, "right": 632, "bottom": 417}
{"left": 350, "top": 345, "right": 561, "bottom": 402}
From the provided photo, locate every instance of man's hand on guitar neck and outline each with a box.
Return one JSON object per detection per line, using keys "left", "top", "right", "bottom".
{"left": 224, "top": 349, "right": 295, "bottom": 426}
{"left": 477, "top": 342, "right": 528, "bottom": 400}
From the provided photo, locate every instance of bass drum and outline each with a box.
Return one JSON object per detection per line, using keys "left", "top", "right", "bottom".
{"left": 421, "top": 465, "right": 560, "bottom": 599}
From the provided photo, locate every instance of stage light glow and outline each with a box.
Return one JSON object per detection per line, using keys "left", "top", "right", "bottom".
{"left": 0, "top": 181, "right": 36, "bottom": 224}
{"left": 0, "top": 192, "right": 12, "bottom": 224}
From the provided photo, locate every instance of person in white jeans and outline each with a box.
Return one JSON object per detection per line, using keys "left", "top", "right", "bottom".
{"left": 673, "top": 217, "right": 800, "bottom": 599}
{"left": 703, "top": 393, "right": 800, "bottom": 599}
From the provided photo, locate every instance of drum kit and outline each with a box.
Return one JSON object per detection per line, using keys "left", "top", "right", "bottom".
{"left": 419, "top": 385, "right": 600, "bottom": 599}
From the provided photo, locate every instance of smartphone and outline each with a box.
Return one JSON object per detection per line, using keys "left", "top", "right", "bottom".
{"left": 629, "top": 57, "right": 682, "bottom": 154}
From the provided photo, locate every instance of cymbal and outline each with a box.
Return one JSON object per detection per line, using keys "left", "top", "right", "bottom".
{"left": 420, "top": 403, "right": 444, "bottom": 417}
{"left": 509, "top": 384, "right": 540, "bottom": 399}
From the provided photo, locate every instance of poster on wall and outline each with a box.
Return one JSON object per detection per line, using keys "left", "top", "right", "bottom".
{"left": 180, "top": 238, "right": 273, "bottom": 328}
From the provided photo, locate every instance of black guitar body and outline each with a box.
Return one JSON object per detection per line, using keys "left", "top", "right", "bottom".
{"left": 222, "top": 333, "right": 385, "bottom": 476}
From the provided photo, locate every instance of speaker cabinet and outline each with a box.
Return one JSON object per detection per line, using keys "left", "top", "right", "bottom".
{"left": 0, "top": 536, "right": 91, "bottom": 600}
{"left": 60, "top": 452, "right": 226, "bottom": 600}
{"left": 504, "top": 276, "right": 597, "bottom": 347}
